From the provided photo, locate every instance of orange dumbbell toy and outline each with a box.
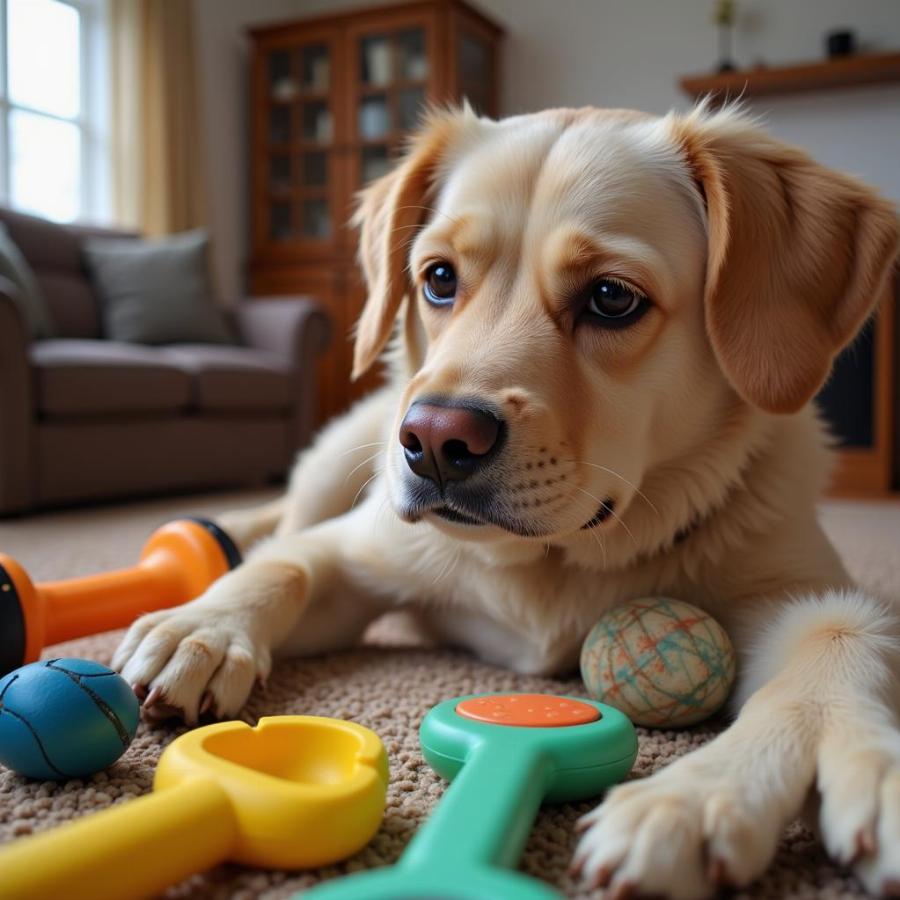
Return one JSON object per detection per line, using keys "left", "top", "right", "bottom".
{"left": 0, "top": 518, "right": 241, "bottom": 676}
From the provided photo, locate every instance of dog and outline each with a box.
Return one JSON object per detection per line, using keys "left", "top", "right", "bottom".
{"left": 112, "top": 103, "right": 900, "bottom": 898}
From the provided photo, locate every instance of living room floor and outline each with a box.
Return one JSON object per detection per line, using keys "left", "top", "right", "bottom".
{"left": 0, "top": 487, "right": 281, "bottom": 581}
{"left": 1, "top": 491, "right": 898, "bottom": 898}
{"left": 3, "top": 490, "right": 897, "bottom": 592}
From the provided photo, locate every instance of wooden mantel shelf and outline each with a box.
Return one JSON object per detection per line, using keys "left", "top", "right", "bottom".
{"left": 680, "top": 51, "right": 900, "bottom": 101}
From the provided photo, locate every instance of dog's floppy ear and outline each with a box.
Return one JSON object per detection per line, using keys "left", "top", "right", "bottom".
{"left": 671, "top": 106, "right": 899, "bottom": 414}
{"left": 351, "top": 109, "right": 468, "bottom": 379}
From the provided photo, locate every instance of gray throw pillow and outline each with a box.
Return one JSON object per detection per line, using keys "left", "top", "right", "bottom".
{"left": 0, "top": 221, "right": 56, "bottom": 338}
{"left": 83, "top": 230, "right": 233, "bottom": 345}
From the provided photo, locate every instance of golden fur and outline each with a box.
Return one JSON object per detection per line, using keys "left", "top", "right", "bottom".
{"left": 113, "top": 104, "right": 900, "bottom": 898}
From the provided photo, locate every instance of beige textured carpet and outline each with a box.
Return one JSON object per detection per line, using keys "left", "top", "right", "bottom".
{"left": 1, "top": 490, "right": 899, "bottom": 899}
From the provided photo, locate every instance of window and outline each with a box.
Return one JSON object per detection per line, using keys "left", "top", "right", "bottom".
{"left": 0, "top": 0, "right": 110, "bottom": 223}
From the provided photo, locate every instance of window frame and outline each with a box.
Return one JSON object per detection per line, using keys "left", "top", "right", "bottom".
{"left": 0, "top": 0, "right": 110, "bottom": 223}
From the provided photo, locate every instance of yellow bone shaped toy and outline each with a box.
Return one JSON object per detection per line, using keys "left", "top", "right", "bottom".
{"left": 0, "top": 715, "right": 388, "bottom": 900}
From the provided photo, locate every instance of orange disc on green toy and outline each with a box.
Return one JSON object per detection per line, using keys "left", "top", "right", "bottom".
{"left": 580, "top": 597, "right": 737, "bottom": 728}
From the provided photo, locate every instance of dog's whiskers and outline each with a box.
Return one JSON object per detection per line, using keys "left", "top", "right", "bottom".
{"left": 337, "top": 441, "right": 387, "bottom": 458}
{"left": 393, "top": 204, "right": 463, "bottom": 227}
{"left": 373, "top": 495, "right": 393, "bottom": 531}
{"left": 431, "top": 545, "right": 463, "bottom": 587}
{"left": 351, "top": 471, "right": 381, "bottom": 509}
{"left": 383, "top": 205, "right": 465, "bottom": 247}
{"left": 573, "top": 485, "right": 639, "bottom": 550}
{"left": 343, "top": 452, "right": 382, "bottom": 485}
{"left": 590, "top": 528, "right": 607, "bottom": 571}
{"left": 564, "top": 460, "right": 659, "bottom": 517}
{"left": 579, "top": 513, "right": 608, "bottom": 570}
{"left": 386, "top": 222, "right": 433, "bottom": 237}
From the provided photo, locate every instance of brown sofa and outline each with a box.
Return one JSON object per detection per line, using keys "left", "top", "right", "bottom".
{"left": 0, "top": 208, "right": 330, "bottom": 516}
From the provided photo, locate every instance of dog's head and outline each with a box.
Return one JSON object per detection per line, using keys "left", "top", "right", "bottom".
{"left": 353, "top": 105, "right": 898, "bottom": 547}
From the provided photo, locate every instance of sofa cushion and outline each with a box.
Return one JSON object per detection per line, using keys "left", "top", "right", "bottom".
{"left": 33, "top": 271, "right": 101, "bottom": 339}
{"left": 160, "top": 345, "right": 292, "bottom": 412}
{"left": 0, "top": 207, "right": 134, "bottom": 339}
{"left": 31, "top": 340, "right": 192, "bottom": 416}
{"left": 83, "top": 230, "right": 234, "bottom": 345}
{"left": 0, "top": 221, "right": 56, "bottom": 338}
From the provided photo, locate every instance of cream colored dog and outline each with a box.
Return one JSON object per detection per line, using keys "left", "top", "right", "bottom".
{"left": 113, "top": 104, "right": 900, "bottom": 898}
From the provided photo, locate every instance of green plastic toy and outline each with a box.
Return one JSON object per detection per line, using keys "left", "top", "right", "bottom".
{"left": 303, "top": 691, "right": 637, "bottom": 900}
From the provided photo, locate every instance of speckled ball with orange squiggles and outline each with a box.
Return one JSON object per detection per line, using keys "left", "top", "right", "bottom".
{"left": 580, "top": 597, "right": 737, "bottom": 728}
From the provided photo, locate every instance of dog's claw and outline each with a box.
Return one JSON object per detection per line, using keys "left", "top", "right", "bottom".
{"left": 141, "top": 686, "right": 188, "bottom": 723}
{"left": 609, "top": 879, "right": 636, "bottom": 900}
{"left": 856, "top": 826, "right": 878, "bottom": 860}
{"left": 143, "top": 685, "right": 163, "bottom": 707}
{"left": 199, "top": 691, "right": 214, "bottom": 716}
{"left": 707, "top": 856, "right": 731, "bottom": 887}
{"left": 591, "top": 865, "right": 613, "bottom": 889}
{"left": 143, "top": 701, "right": 185, "bottom": 723}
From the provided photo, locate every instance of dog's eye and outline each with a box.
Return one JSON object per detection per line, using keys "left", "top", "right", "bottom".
{"left": 423, "top": 262, "right": 457, "bottom": 306}
{"left": 584, "top": 279, "right": 648, "bottom": 326}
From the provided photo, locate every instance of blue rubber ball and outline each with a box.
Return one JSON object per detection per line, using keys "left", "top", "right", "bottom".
{"left": 0, "top": 658, "right": 139, "bottom": 780}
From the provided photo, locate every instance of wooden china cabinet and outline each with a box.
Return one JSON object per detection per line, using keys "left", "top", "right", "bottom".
{"left": 248, "top": 1, "right": 504, "bottom": 427}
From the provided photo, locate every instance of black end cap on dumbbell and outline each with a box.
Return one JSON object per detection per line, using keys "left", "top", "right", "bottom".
{"left": 0, "top": 562, "right": 26, "bottom": 677}
{"left": 186, "top": 517, "right": 243, "bottom": 570}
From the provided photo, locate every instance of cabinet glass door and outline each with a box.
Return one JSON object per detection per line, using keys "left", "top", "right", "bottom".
{"left": 458, "top": 30, "right": 492, "bottom": 114}
{"left": 262, "top": 38, "right": 337, "bottom": 247}
{"left": 350, "top": 19, "right": 433, "bottom": 192}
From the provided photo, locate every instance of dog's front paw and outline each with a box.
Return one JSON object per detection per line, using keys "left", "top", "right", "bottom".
{"left": 819, "top": 739, "right": 900, "bottom": 896}
{"left": 111, "top": 602, "right": 271, "bottom": 725}
{"left": 572, "top": 758, "right": 782, "bottom": 900}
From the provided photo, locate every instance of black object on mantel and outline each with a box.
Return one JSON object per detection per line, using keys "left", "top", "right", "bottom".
{"left": 826, "top": 29, "right": 857, "bottom": 58}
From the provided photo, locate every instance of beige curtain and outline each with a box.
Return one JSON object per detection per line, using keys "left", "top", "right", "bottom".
{"left": 110, "top": 0, "right": 207, "bottom": 235}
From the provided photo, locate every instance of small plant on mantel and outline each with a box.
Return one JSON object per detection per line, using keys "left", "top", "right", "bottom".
{"left": 712, "top": 0, "right": 737, "bottom": 72}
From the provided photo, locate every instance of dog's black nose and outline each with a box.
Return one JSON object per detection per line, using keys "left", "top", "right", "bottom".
{"left": 399, "top": 401, "right": 503, "bottom": 484}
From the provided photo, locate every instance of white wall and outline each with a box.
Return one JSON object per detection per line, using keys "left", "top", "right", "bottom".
{"left": 193, "top": 0, "right": 900, "bottom": 301}
{"left": 192, "top": 0, "right": 305, "bottom": 303}
{"left": 486, "top": 0, "right": 900, "bottom": 205}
